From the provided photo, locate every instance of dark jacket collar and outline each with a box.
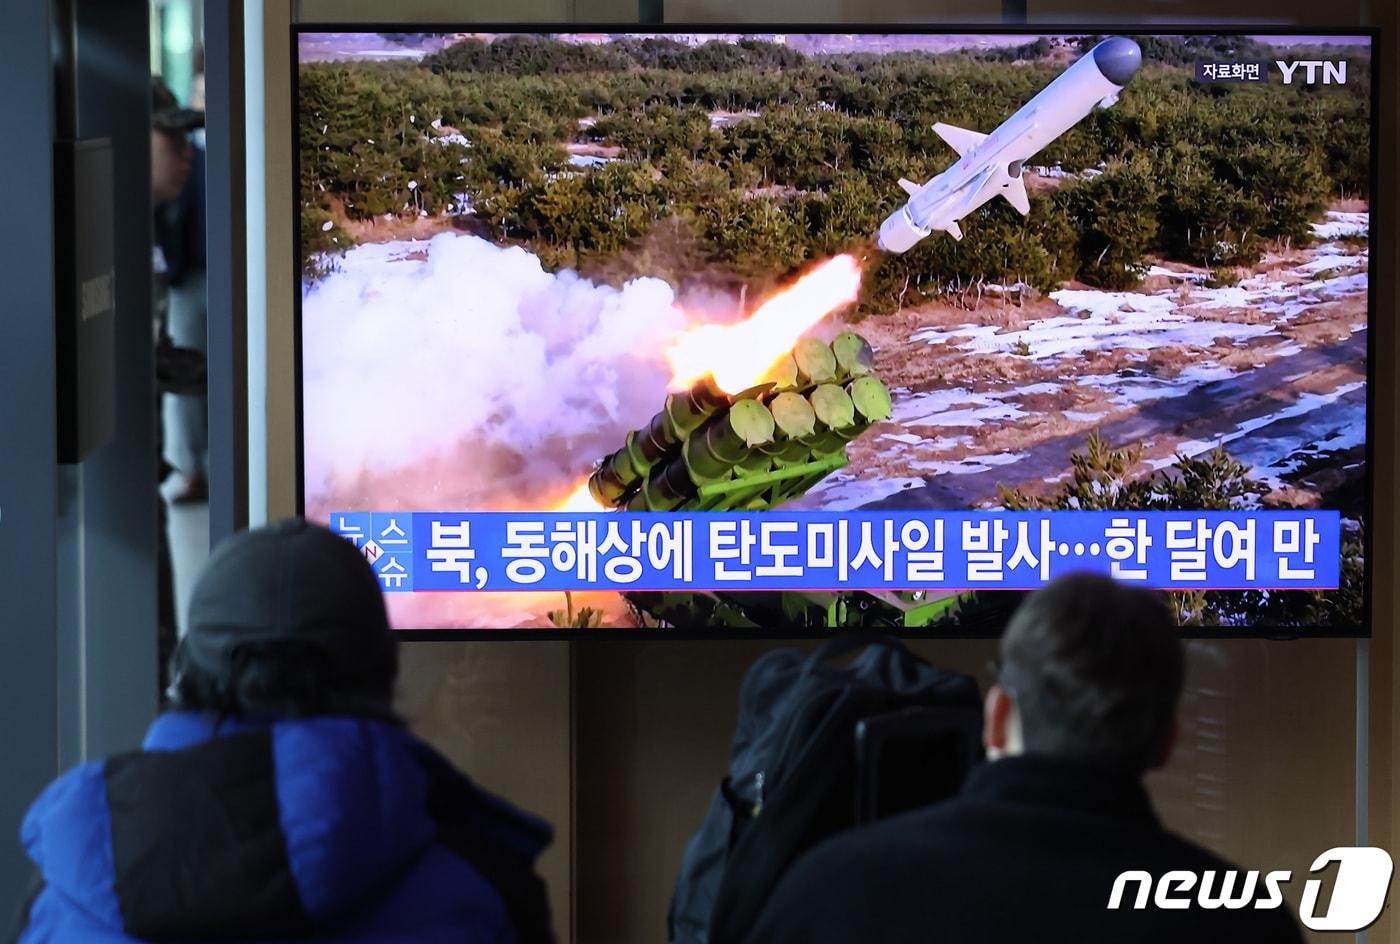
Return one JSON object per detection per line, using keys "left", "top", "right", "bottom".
{"left": 960, "top": 754, "right": 1160, "bottom": 827}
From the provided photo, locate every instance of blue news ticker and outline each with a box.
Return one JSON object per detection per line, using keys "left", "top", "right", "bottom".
{"left": 328, "top": 510, "right": 1341, "bottom": 594}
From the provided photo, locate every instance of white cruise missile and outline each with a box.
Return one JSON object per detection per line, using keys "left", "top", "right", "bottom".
{"left": 877, "top": 36, "right": 1142, "bottom": 253}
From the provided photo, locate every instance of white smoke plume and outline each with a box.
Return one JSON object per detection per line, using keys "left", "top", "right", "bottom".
{"left": 302, "top": 233, "right": 690, "bottom": 519}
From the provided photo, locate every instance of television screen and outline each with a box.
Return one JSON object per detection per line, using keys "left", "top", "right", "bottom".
{"left": 295, "top": 27, "right": 1374, "bottom": 635}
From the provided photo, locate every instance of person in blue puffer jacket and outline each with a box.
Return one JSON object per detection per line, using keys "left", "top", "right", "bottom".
{"left": 12, "top": 518, "right": 554, "bottom": 944}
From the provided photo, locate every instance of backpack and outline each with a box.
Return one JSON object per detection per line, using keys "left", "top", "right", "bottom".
{"left": 667, "top": 635, "right": 982, "bottom": 944}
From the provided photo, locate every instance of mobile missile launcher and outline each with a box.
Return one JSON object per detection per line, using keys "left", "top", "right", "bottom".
{"left": 586, "top": 332, "right": 968, "bottom": 630}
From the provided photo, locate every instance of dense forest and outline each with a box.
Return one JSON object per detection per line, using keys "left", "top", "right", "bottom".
{"left": 298, "top": 34, "right": 1371, "bottom": 311}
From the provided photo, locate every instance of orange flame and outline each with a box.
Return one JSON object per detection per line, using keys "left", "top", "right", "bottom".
{"left": 666, "top": 254, "right": 863, "bottom": 394}
{"left": 554, "top": 479, "right": 602, "bottom": 512}
{"left": 547, "top": 254, "right": 863, "bottom": 513}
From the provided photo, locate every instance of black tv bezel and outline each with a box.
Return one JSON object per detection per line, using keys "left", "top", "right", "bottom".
{"left": 291, "top": 24, "right": 1380, "bottom": 641}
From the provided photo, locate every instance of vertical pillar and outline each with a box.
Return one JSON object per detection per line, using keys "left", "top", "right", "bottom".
{"left": 0, "top": 0, "right": 59, "bottom": 912}
{"left": 206, "top": 0, "right": 250, "bottom": 543}
{"left": 68, "top": 0, "right": 160, "bottom": 760}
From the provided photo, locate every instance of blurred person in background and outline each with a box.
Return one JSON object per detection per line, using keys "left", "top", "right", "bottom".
{"left": 152, "top": 78, "right": 208, "bottom": 504}
{"left": 12, "top": 519, "right": 554, "bottom": 944}
{"left": 150, "top": 78, "right": 208, "bottom": 689}
{"left": 746, "top": 573, "right": 1304, "bottom": 944}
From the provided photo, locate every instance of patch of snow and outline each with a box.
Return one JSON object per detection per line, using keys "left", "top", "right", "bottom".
{"left": 1146, "top": 265, "right": 1206, "bottom": 282}
{"left": 1241, "top": 397, "right": 1368, "bottom": 490}
{"left": 891, "top": 387, "right": 1027, "bottom": 427}
{"left": 567, "top": 154, "right": 615, "bottom": 168}
{"left": 1298, "top": 272, "right": 1368, "bottom": 299}
{"left": 915, "top": 290, "right": 1273, "bottom": 362}
{"left": 1176, "top": 364, "right": 1237, "bottom": 384}
{"left": 804, "top": 472, "right": 926, "bottom": 510}
{"left": 1081, "top": 376, "right": 1181, "bottom": 405}
{"left": 984, "top": 281, "right": 1031, "bottom": 295}
{"left": 1185, "top": 285, "right": 1271, "bottom": 309}
{"left": 1075, "top": 366, "right": 1233, "bottom": 407}
{"left": 1151, "top": 382, "right": 1366, "bottom": 472}
{"left": 448, "top": 192, "right": 473, "bottom": 215}
{"left": 987, "top": 382, "right": 1061, "bottom": 398}
{"left": 430, "top": 132, "right": 472, "bottom": 147}
{"left": 1050, "top": 290, "right": 1178, "bottom": 318}
{"left": 911, "top": 452, "right": 1027, "bottom": 475}
{"left": 1298, "top": 251, "right": 1366, "bottom": 275}
{"left": 709, "top": 110, "right": 761, "bottom": 129}
{"left": 1310, "top": 211, "right": 1368, "bottom": 240}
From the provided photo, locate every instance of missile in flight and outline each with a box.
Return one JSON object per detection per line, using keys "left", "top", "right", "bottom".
{"left": 876, "top": 36, "right": 1143, "bottom": 254}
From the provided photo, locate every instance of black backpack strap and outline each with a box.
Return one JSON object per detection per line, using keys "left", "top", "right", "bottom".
{"left": 708, "top": 684, "right": 879, "bottom": 944}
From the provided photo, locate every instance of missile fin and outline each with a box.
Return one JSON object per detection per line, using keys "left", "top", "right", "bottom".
{"left": 945, "top": 221, "right": 963, "bottom": 241}
{"left": 932, "top": 122, "right": 989, "bottom": 157}
{"left": 897, "top": 177, "right": 921, "bottom": 196}
{"left": 1001, "top": 175, "right": 1031, "bottom": 216}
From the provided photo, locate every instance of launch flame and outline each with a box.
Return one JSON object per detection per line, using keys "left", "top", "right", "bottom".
{"left": 665, "top": 254, "right": 863, "bottom": 394}
{"left": 555, "top": 479, "right": 602, "bottom": 512}
{"left": 549, "top": 253, "right": 863, "bottom": 513}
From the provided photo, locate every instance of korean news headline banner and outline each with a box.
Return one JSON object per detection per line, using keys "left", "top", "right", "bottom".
{"left": 329, "top": 511, "right": 1340, "bottom": 594}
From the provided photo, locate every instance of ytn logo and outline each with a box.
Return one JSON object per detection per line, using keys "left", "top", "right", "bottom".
{"left": 1276, "top": 60, "right": 1348, "bottom": 84}
{"left": 1108, "top": 847, "right": 1393, "bottom": 932}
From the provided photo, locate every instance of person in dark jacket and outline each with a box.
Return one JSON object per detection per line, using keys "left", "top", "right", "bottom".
{"left": 14, "top": 519, "right": 554, "bottom": 944}
{"left": 745, "top": 574, "right": 1304, "bottom": 944}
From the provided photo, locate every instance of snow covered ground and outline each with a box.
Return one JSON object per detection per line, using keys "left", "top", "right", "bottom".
{"left": 910, "top": 243, "right": 1368, "bottom": 363}
{"left": 821, "top": 211, "right": 1370, "bottom": 511}
{"left": 892, "top": 387, "right": 1028, "bottom": 427}
{"left": 1074, "top": 364, "right": 1239, "bottom": 407}
{"left": 912, "top": 291, "right": 1275, "bottom": 361}
{"left": 1312, "top": 211, "right": 1369, "bottom": 240}
{"left": 1149, "top": 382, "right": 1365, "bottom": 479}
{"left": 1240, "top": 396, "right": 1367, "bottom": 491}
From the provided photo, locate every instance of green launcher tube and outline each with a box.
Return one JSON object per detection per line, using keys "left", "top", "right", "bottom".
{"left": 589, "top": 377, "right": 728, "bottom": 507}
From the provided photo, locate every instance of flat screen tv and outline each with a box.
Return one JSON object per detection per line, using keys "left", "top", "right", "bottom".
{"left": 294, "top": 26, "right": 1376, "bottom": 636}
